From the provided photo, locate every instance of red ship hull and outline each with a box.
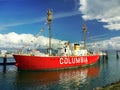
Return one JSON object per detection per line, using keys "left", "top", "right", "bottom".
{"left": 13, "top": 54, "right": 100, "bottom": 70}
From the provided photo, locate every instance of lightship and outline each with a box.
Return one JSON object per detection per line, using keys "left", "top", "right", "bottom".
{"left": 13, "top": 10, "right": 100, "bottom": 70}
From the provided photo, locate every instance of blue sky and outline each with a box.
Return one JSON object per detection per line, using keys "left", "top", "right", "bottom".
{"left": 0, "top": 0, "right": 120, "bottom": 50}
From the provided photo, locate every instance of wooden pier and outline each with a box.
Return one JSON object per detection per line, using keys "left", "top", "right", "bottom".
{"left": 0, "top": 54, "right": 15, "bottom": 65}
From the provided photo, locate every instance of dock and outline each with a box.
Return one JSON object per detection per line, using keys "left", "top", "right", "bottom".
{"left": 0, "top": 54, "right": 15, "bottom": 65}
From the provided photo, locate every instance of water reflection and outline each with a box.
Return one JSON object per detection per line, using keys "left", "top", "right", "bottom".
{"left": 14, "top": 66, "right": 99, "bottom": 90}
{"left": 1, "top": 51, "right": 120, "bottom": 90}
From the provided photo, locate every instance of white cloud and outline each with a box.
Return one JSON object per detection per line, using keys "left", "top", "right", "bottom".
{"left": 0, "top": 32, "right": 34, "bottom": 48}
{"left": 79, "top": 0, "right": 120, "bottom": 30}
{"left": 91, "top": 36, "right": 120, "bottom": 50}
{"left": 0, "top": 32, "right": 119, "bottom": 50}
{"left": 0, "top": 32, "right": 66, "bottom": 49}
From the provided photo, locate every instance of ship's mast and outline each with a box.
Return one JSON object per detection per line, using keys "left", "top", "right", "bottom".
{"left": 82, "top": 24, "right": 87, "bottom": 49}
{"left": 47, "top": 9, "right": 52, "bottom": 56}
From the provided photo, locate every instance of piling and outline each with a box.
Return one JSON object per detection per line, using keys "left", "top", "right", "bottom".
{"left": 116, "top": 51, "right": 119, "bottom": 59}
{"left": 0, "top": 54, "right": 15, "bottom": 65}
{"left": 3, "top": 54, "right": 7, "bottom": 66}
{"left": 3, "top": 54, "right": 7, "bottom": 72}
{"left": 102, "top": 51, "right": 108, "bottom": 60}
{"left": 105, "top": 51, "right": 108, "bottom": 60}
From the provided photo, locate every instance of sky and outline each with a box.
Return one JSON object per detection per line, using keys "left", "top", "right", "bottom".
{"left": 0, "top": 0, "right": 120, "bottom": 50}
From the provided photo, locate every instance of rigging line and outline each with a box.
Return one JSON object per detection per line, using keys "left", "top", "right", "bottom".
{"left": 35, "top": 22, "right": 47, "bottom": 38}
{"left": 31, "top": 22, "right": 47, "bottom": 49}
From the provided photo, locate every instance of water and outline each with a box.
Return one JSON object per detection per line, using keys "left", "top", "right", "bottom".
{"left": 0, "top": 51, "right": 120, "bottom": 90}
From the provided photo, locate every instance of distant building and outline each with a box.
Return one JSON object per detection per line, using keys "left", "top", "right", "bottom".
{"left": 0, "top": 50, "right": 7, "bottom": 55}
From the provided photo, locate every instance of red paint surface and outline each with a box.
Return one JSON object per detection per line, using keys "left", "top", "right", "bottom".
{"left": 13, "top": 54, "right": 100, "bottom": 70}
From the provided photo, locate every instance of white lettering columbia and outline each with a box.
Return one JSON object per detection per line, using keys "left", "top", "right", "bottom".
{"left": 60, "top": 57, "right": 88, "bottom": 65}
